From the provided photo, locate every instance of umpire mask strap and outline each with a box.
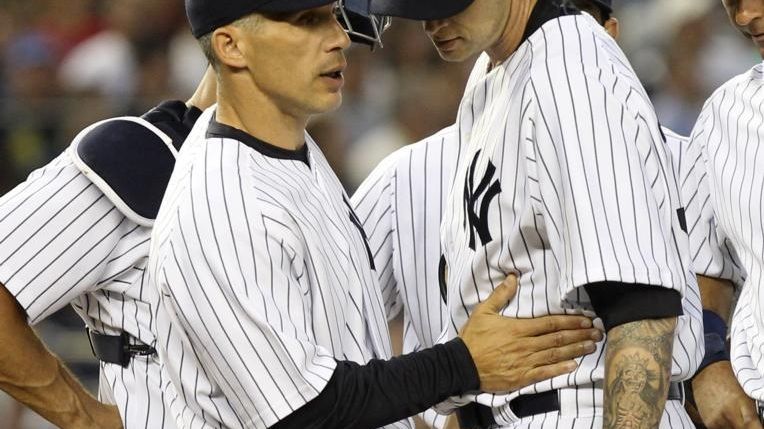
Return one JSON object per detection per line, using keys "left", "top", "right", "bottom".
{"left": 336, "top": 0, "right": 391, "bottom": 49}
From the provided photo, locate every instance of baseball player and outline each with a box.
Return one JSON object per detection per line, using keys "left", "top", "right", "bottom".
{"left": 0, "top": 67, "right": 217, "bottom": 428}
{"left": 677, "top": 0, "right": 764, "bottom": 428}
{"left": 369, "top": 0, "right": 704, "bottom": 427}
{"left": 353, "top": 3, "right": 697, "bottom": 429}
{"left": 148, "top": 0, "right": 604, "bottom": 428}
{"left": 0, "top": 8, "right": 392, "bottom": 428}
{"left": 557, "top": 2, "right": 756, "bottom": 427}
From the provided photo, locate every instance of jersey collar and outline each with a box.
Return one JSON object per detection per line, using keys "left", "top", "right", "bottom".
{"left": 519, "top": 0, "right": 580, "bottom": 48}
{"left": 206, "top": 118, "right": 310, "bottom": 166}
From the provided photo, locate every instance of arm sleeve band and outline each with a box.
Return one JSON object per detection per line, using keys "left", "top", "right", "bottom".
{"left": 270, "top": 338, "right": 479, "bottom": 429}
{"left": 584, "top": 282, "right": 683, "bottom": 331}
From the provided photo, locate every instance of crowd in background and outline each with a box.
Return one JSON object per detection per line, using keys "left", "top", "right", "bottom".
{"left": 0, "top": 0, "right": 761, "bottom": 426}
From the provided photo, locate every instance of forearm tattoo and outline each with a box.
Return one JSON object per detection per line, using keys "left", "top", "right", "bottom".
{"left": 603, "top": 318, "right": 676, "bottom": 429}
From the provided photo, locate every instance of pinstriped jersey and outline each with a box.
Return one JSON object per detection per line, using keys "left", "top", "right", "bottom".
{"left": 681, "top": 63, "right": 764, "bottom": 400}
{"left": 662, "top": 128, "right": 690, "bottom": 185}
{"left": 352, "top": 125, "right": 460, "bottom": 429}
{"left": 352, "top": 124, "right": 690, "bottom": 429}
{"left": 149, "top": 111, "right": 410, "bottom": 429}
{"left": 439, "top": 14, "right": 702, "bottom": 426}
{"left": 0, "top": 151, "right": 174, "bottom": 428}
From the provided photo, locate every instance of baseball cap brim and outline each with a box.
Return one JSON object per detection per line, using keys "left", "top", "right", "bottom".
{"left": 257, "top": 0, "right": 336, "bottom": 13}
{"left": 187, "top": 0, "right": 336, "bottom": 38}
{"left": 369, "top": 0, "right": 474, "bottom": 20}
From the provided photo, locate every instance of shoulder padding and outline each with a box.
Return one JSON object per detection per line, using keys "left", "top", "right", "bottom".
{"left": 70, "top": 117, "right": 177, "bottom": 227}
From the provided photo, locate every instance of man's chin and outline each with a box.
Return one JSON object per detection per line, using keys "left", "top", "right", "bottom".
{"left": 435, "top": 48, "right": 472, "bottom": 63}
{"left": 309, "top": 94, "right": 343, "bottom": 116}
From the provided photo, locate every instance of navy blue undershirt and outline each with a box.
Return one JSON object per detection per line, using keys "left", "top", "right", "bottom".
{"left": 206, "top": 118, "right": 310, "bottom": 166}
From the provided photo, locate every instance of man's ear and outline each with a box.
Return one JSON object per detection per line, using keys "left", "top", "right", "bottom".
{"left": 212, "top": 25, "right": 248, "bottom": 69}
{"left": 604, "top": 17, "right": 620, "bottom": 40}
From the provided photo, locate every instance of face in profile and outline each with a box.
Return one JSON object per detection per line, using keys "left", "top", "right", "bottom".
{"left": 422, "top": 0, "right": 512, "bottom": 62}
{"left": 226, "top": 5, "right": 352, "bottom": 117}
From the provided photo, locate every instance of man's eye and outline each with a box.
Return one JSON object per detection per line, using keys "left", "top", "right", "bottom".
{"left": 298, "top": 13, "right": 320, "bottom": 25}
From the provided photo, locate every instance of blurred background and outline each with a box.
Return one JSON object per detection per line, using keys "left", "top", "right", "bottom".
{"left": 0, "top": 0, "right": 759, "bottom": 427}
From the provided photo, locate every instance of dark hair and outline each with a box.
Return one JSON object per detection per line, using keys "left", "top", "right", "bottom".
{"left": 570, "top": 0, "right": 611, "bottom": 25}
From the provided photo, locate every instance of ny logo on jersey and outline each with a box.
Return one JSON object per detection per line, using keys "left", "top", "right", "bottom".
{"left": 463, "top": 150, "right": 502, "bottom": 250}
{"left": 343, "top": 196, "right": 376, "bottom": 270}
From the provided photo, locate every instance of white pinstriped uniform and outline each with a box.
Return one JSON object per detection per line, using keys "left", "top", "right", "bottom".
{"left": 0, "top": 141, "right": 175, "bottom": 427}
{"left": 352, "top": 125, "right": 460, "bottom": 429}
{"left": 681, "top": 62, "right": 764, "bottom": 400}
{"left": 352, "top": 125, "right": 690, "bottom": 429}
{"left": 438, "top": 14, "right": 701, "bottom": 427}
{"left": 150, "top": 109, "right": 411, "bottom": 429}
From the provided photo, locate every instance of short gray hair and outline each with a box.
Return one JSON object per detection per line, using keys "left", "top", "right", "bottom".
{"left": 197, "top": 13, "right": 262, "bottom": 70}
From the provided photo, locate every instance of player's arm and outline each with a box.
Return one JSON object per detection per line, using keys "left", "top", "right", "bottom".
{"left": 580, "top": 283, "right": 681, "bottom": 429}
{"left": 602, "top": 317, "right": 676, "bottom": 428}
{"left": 0, "top": 283, "right": 121, "bottom": 428}
{"left": 530, "top": 67, "right": 686, "bottom": 427}
{"left": 691, "top": 275, "right": 761, "bottom": 428}
{"left": 678, "top": 109, "right": 760, "bottom": 429}
{"left": 170, "top": 170, "right": 601, "bottom": 429}
{"left": 0, "top": 155, "right": 131, "bottom": 428}
{"left": 273, "top": 275, "right": 601, "bottom": 428}
{"left": 186, "top": 66, "right": 217, "bottom": 111}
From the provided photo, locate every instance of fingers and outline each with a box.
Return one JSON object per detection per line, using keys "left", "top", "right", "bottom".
{"left": 526, "top": 339, "right": 597, "bottom": 366}
{"left": 694, "top": 361, "right": 760, "bottom": 429}
{"left": 521, "top": 360, "right": 579, "bottom": 386}
{"left": 513, "top": 314, "right": 595, "bottom": 337}
{"left": 528, "top": 328, "right": 603, "bottom": 352}
{"left": 479, "top": 275, "right": 518, "bottom": 314}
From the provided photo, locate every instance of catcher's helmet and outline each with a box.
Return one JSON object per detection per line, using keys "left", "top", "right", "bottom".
{"left": 337, "top": 0, "right": 392, "bottom": 49}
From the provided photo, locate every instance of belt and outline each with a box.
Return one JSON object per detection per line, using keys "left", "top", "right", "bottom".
{"left": 87, "top": 329, "right": 156, "bottom": 368}
{"left": 456, "top": 382, "right": 685, "bottom": 429}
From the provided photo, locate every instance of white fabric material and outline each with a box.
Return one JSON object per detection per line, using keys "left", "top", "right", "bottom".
{"left": 439, "top": 14, "right": 701, "bottom": 427}
{"left": 684, "top": 62, "right": 764, "bottom": 400}
{"left": 151, "top": 109, "right": 408, "bottom": 429}
{"left": 0, "top": 149, "right": 174, "bottom": 428}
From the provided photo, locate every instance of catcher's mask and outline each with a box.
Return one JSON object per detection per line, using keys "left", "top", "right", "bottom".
{"left": 336, "top": 0, "right": 391, "bottom": 49}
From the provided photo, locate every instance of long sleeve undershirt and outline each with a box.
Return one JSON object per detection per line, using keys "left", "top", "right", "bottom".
{"left": 271, "top": 338, "right": 479, "bottom": 429}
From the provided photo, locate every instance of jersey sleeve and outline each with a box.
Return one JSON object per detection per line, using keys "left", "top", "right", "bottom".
{"left": 682, "top": 103, "right": 746, "bottom": 285}
{"left": 528, "top": 68, "right": 687, "bottom": 305}
{"left": 0, "top": 151, "right": 140, "bottom": 324}
{"left": 351, "top": 151, "right": 403, "bottom": 320}
{"left": 158, "top": 146, "right": 338, "bottom": 427}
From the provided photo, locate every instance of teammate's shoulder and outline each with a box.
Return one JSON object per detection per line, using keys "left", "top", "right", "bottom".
{"left": 69, "top": 114, "right": 178, "bottom": 227}
{"left": 527, "top": 13, "right": 603, "bottom": 54}
{"left": 705, "top": 63, "right": 763, "bottom": 106}
{"left": 407, "top": 125, "right": 459, "bottom": 154}
{"left": 386, "top": 125, "right": 459, "bottom": 170}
